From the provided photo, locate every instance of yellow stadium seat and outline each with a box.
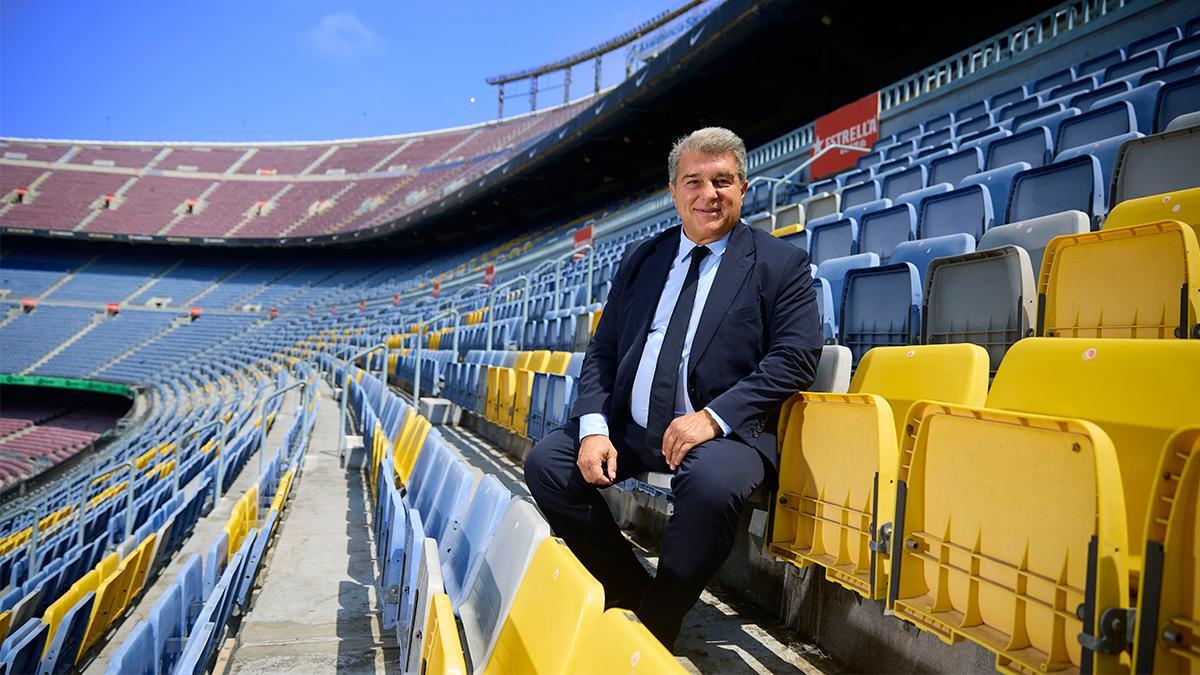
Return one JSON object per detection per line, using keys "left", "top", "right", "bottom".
{"left": 396, "top": 417, "right": 431, "bottom": 483}
{"left": 1038, "top": 220, "right": 1199, "bottom": 339}
{"left": 768, "top": 344, "right": 989, "bottom": 600}
{"left": 511, "top": 351, "right": 561, "bottom": 435}
{"left": 420, "top": 593, "right": 468, "bottom": 675}
{"left": 890, "top": 338, "right": 1200, "bottom": 674}
{"left": 483, "top": 538, "right": 604, "bottom": 674}
{"left": 0, "top": 609, "right": 10, "bottom": 646}
{"left": 494, "top": 352, "right": 539, "bottom": 427}
{"left": 1104, "top": 187, "right": 1200, "bottom": 233}
{"left": 1132, "top": 427, "right": 1200, "bottom": 674}
{"left": 546, "top": 351, "right": 571, "bottom": 375}
{"left": 96, "top": 552, "right": 118, "bottom": 580}
{"left": 566, "top": 609, "right": 685, "bottom": 674}
{"left": 590, "top": 310, "right": 602, "bottom": 335}
{"left": 80, "top": 558, "right": 138, "bottom": 656}
{"left": 123, "top": 534, "right": 158, "bottom": 608}
{"left": 772, "top": 223, "right": 804, "bottom": 238}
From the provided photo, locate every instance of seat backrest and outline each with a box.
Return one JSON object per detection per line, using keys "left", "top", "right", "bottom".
{"left": 929, "top": 146, "right": 983, "bottom": 186}
{"left": 923, "top": 245, "right": 1035, "bottom": 374}
{"left": 564, "top": 609, "right": 684, "bottom": 674}
{"left": 801, "top": 191, "right": 840, "bottom": 220}
{"left": 1054, "top": 130, "right": 1143, "bottom": 190}
{"left": 424, "top": 460, "right": 476, "bottom": 544}
{"left": 1111, "top": 125, "right": 1200, "bottom": 204}
{"left": 812, "top": 277, "right": 837, "bottom": 342}
{"left": 812, "top": 344, "right": 852, "bottom": 393}
{"left": 459, "top": 499, "right": 551, "bottom": 670}
{"left": 840, "top": 263, "right": 922, "bottom": 366}
{"left": 954, "top": 99, "right": 989, "bottom": 122}
{"left": 1047, "top": 74, "right": 1098, "bottom": 103}
{"left": 149, "top": 581, "right": 185, "bottom": 674}
{"left": 1072, "top": 80, "right": 1131, "bottom": 112}
{"left": 849, "top": 343, "right": 989, "bottom": 437}
{"left": 565, "top": 353, "right": 585, "bottom": 379}
{"left": 1078, "top": 47, "right": 1125, "bottom": 77}
{"left": 105, "top": 619, "right": 154, "bottom": 675}
{"left": 775, "top": 203, "right": 805, "bottom": 229}
{"left": 1057, "top": 100, "right": 1138, "bottom": 152}
{"left": 1104, "top": 186, "right": 1200, "bottom": 234}
{"left": 991, "top": 86, "right": 1029, "bottom": 111}
{"left": 891, "top": 233, "right": 976, "bottom": 283}
{"left": 1012, "top": 104, "right": 1073, "bottom": 139}
{"left": 1093, "top": 82, "right": 1163, "bottom": 134}
{"left": 809, "top": 217, "right": 858, "bottom": 266}
{"left": 978, "top": 210, "right": 1090, "bottom": 272}
{"left": 882, "top": 165, "right": 927, "bottom": 200}
{"left": 420, "top": 594, "right": 468, "bottom": 674}
{"left": 1007, "top": 155, "right": 1106, "bottom": 224}
{"left": 1103, "top": 50, "right": 1161, "bottom": 83}
{"left": 986, "top": 126, "right": 1052, "bottom": 170}
{"left": 987, "top": 338, "right": 1200, "bottom": 561}
{"left": 441, "top": 474, "right": 512, "bottom": 606}
{"left": 1127, "top": 25, "right": 1181, "bottom": 57}
{"left": 481, "top": 538, "right": 603, "bottom": 675}
{"left": 918, "top": 184, "right": 994, "bottom": 240}
{"left": 894, "top": 182, "right": 953, "bottom": 209}
{"left": 840, "top": 180, "right": 880, "bottom": 211}
{"left": 1033, "top": 66, "right": 1076, "bottom": 93}
{"left": 859, "top": 203, "right": 916, "bottom": 262}
{"left": 961, "top": 161, "right": 1031, "bottom": 224}
{"left": 1154, "top": 73, "right": 1200, "bottom": 133}
{"left": 997, "top": 96, "right": 1042, "bottom": 122}
{"left": 815, "top": 252, "right": 880, "bottom": 315}
{"left": 842, "top": 197, "right": 892, "bottom": 223}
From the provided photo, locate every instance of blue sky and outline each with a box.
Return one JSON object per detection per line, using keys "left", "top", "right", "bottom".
{"left": 1, "top": 1, "right": 683, "bottom": 142}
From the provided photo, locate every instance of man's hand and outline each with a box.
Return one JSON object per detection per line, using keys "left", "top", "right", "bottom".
{"left": 662, "top": 410, "right": 721, "bottom": 470}
{"left": 578, "top": 434, "right": 618, "bottom": 486}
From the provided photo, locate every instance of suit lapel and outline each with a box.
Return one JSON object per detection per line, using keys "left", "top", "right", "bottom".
{"left": 687, "top": 223, "right": 755, "bottom": 379}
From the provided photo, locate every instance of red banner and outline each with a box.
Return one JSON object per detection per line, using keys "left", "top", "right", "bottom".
{"left": 573, "top": 225, "right": 593, "bottom": 261}
{"left": 269, "top": 308, "right": 278, "bottom": 319}
{"left": 432, "top": 281, "right": 441, "bottom": 299}
{"left": 359, "top": 299, "right": 366, "bottom": 312}
{"left": 392, "top": 292, "right": 400, "bottom": 306}
{"left": 20, "top": 297, "right": 37, "bottom": 310}
{"left": 484, "top": 264, "right": 495, "bottom": 286}
{"left": 189, "top": 306, "right": 202, "bottom": 318}
{"left": 105, "top": 303, "right": 120, "bottom": 315}
{"left": 810, "top": 92, "right": 879, "bottom": 181}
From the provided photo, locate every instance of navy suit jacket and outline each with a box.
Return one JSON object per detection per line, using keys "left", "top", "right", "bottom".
{"left": 570, "top": 221, "right": 823, "bottom": 471}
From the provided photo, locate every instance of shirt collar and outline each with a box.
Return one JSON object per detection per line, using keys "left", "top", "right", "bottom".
{"left": 676, "top": 226, "right": 731, "bottom": 265}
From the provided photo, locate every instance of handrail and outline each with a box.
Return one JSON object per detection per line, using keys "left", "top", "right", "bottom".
{"left": 259, "top": 381, "right": 308, "bottom": 481}
{"left": 768, "top": 142, "right": 872, "bottom": 224}
{"left": 337, "top": 344, "right": 388, "bottom": 467}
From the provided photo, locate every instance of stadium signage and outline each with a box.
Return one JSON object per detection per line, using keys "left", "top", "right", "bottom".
{"left": 484, "top": 264, "right": 496, "bottom": 286}
{"left": 811, "top": 92, "right": 879, "bottom": 179}
{"left": 432, "top": 282, "right": 441, "bottom": 299}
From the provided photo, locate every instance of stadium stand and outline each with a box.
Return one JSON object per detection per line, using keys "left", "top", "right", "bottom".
{"left": 0, "top": 6, "right": 1198, "bottom": 674}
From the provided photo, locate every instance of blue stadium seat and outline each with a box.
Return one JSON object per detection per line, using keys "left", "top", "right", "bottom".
{"left": 1007, "top": 155, "right": 1106, "bottom": 226}
{"left": 1126, "top": 25, "right": 1182, "bottom": 57}
{"left": 996, "top": 96, "right": 1043, "bottom": 123}
{"left": 961, "top": 161, "right": 1032, "bottom": 224}
{"left": 929, "top": 146, "right": 983, "bottom": 186}
{"left": 841, "top": 180, "right": 881, "bottom": 211}
{"left": 955, "top": 113, "right": 996, "bottom": 137}
{"left": 1154, "top": 73, "right": 1200, "bottom": 132}
{"left": 990, "top": 86, "right": 1028, "bottom": 110}
{"left": 1103, "top": 50, "right": 1162, "bottom": 84}
{"left": 2, "top": 619, "right": 47, "bottom": 674}
{"left": 808, "top": 216, "right": 858, "bottom": 265}
{"left": 1033, "top": 67, "right": 1076, "bottom": 93}
{"left": 815, "top": 252, "right": 880, "bottom": 327}
{"left": 441, "top": 474, "right": 511, "bottom": 608}
{"left": 840, "top": 167, "right": 874, "bottom": 187}
{"left": 893, "top": 182, "right": 952, "bottom": 209}
{"left": 1165, "top": 32, "right": 1200, "bottom": 63}
{"left": 812, "top": 277, "right": 837, "bottom": 343}
{"left": 842, "top": 197, "right": 892, "bottom": 223}
{"left": 40, "top": 592, "right": 95, "bottom": 674}
{"left": 1013, "top": 105, "right": 1080, "bottom": 142}
{"left": 1143, "top": 53, "right": 1199, "bottom": 85}
{"left": 1054, "top": 131, "right": 1143, "bottom": 189}
{"left": 424, "top": 460, "right": 475, "bottom": 544}
{"left": 1093, "top": 81, "right": 1163, "bottom": 133}
{"left": 954, "top": 99, "right": 989, "bottom": 123}
{"left": 1071, "top": 80, "right": 1131, "bottom": 111}
{"left": 891, "top": 233, "right": 976, "bottom": 281}
{"left": 924, "top": 111, "right": 954, "bottom": 133}
{"left": 840, "top": 261, "right": 922, "bottom": 367}
{"left": 178, "top": 554, "right": 204, "bottom": 630}
{"left": 104, "top": 620, "right": 154, "bottom": 675}
{"left": 884, "top": 139, "right": 918, "bottom": 160}
{"left": 986, "top": 126, "right": 1053, "bottom": 169}
{"left": 1057, "top": 100, "right": 1139, "bottom": 152}
{"left": 882, "top": 165, "right": 926, "bottom": 200}
{"left": 1078, "top": 47, "right": 1126, "bottom": 77}
{"left": 150, "top": 582, "right": 187, "bottom": 675}
{"left": 1046, "top": 74, "right": 1100, "bottom": 103}
{"left": 1010, "top": 102, "right": 1068, "bottom": 133}
{"left": 917, "top": 184, "right": 994, "bottom": 240}
{"left": 859, "top": 204, "right": 916, "bottom": 262}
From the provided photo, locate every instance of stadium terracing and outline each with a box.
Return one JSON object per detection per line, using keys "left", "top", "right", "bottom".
{"left": 1, "top": 0, "right": 1199, "bottom": 673}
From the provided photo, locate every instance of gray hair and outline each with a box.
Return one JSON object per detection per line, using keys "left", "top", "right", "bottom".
{"left": 668, "top": 127, "right": 748, "bottom": 184}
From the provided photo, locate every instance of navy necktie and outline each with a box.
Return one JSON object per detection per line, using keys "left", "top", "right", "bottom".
{"left": 645, "top": 245, "right": 710, "bottom": 449}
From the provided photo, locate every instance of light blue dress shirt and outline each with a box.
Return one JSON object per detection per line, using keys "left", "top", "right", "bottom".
{"left": 580, "top": 228, "right": 732, "bottom": 441}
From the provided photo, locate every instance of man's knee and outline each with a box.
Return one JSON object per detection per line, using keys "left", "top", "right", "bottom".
{"left": 523, "top": 427, "right": 577, "bottom": 498}
{"left": 671, "top": 440, "right": 764, "bottom": 515}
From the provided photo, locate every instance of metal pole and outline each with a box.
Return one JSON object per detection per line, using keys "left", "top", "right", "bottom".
{"left": 212, "top": 419, "right": 228, "bottom": 498}
{"left": 338, "top": 345, "right": 387, "bottom": 467}
{"left": 75, "top": 487, "right": 89, "bottom": 549}
{"left": 171, "top": 419, "right": 226, "bottom": 495}
{"left": 485, "top": 275, "right": 528, "bottom": 350}
{"left": 414, "top": 310, "right": 458, "bottom": 406}
{"left": 259, "top": 380, "right": 307, "bottom": 481}
{"left": 121, "top": 459, "right": 137, "bottom": 544}
{"left": 20, "top": 507, "right": 40, "bottom": 578}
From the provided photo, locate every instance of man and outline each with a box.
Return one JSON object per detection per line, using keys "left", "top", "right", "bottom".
{"left": 524, "top": 126, "right": 822, "bottom": 648}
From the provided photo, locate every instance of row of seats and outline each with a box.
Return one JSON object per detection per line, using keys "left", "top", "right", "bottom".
{"left": 767, "top": 338, "right": 1199, "bottom": 674}
{"left": 346, "top": 363, "right": 683, "bottom": 672}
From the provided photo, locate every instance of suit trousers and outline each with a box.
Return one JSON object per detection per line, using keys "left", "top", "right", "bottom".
{"left": 523, "top": 418, "right": 766, "bottom": 648}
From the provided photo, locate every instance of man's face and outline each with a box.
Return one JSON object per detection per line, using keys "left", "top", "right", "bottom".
{"left": 669, "top": 149, "right": 747, "bottom": 244}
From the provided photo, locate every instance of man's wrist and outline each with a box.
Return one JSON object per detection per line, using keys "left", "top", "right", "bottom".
{"left": 702, "top": 407, "right": 730, "bottom": 436}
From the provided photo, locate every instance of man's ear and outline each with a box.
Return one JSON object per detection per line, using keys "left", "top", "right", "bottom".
{"left": 739, "top": 180, "right": 748, "bottom": 198}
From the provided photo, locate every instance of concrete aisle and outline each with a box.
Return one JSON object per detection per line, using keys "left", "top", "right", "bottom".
{"left": 84, "top": 382, "right": 302, "bottom": 673}
{"left": 227, "top": 378, "right": 394, "bottom": 674}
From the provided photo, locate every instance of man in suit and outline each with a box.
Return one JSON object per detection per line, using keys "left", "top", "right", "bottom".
{"left": 524, "top": 127, "right": 822, "bottom": 648}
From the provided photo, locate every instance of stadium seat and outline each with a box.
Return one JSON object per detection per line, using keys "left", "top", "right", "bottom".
{"left": 1079, "top": 47, "right": 1126, "bottom": 78}
{"left": 400, "top": 537, "right": 445, "bottom": 671}
{"left": 889, "top": 233, "right": 975, "bottom": 280}
{"left": 1054, "top": 130, "right": 1143, "bottom": 190}
{"left": 424, "top": 460, "right": 475, "bottom": 544}
{"left": 441, "top": 474, "right": 511, "bottom": 608}
{"left": 976, "top": 209, "right": 1090, "bottom": 275}
{"left": 858, "top": 203, "right": 915, "bottom": 262}
{"left": 1131, "top": 427, "right": 1200, "bottom": 674}
{"left": 1038, "top": 219, "right": 1200, "bottom": 339}
{"left": 1153, "top": 73, "right": 1200, "bottom": 132}
{"left": 917, "top": 184, "right": 994, "bottom": 239}
{"left": 840, "top": 262, "right": 922, "bottom": 366}
{"left": 482, "top": 537, "right": 603, "bottom": 674}
{"left": 893, "top": 182, "right": 952, "bottom": 209}
{"left": 812, "top": 277, "right": 837, "bottom": 343}
{"left": 1007, "top": 155, "right": 1106, "bottom": 226}
{"left": 419, "top": 594, "right": 467, "bottom": 674}
{"left": 801, "top": 191, "right": 840, "bottom": 221}
{"left": 890, "top": 338, "right": 1200, "bottom": 674}
{"left": 104, "top": 619, "right": 153, "bottom": 675}
{"left": 986, "top": 126, "right": 1053, "bottom": 170}
{"left": 840, "top": 180, "right": 880, "bottom": 212}
{"left": 961, "top": 161, "right": 1031, "bottom": 224}
{"left": 923, "top": 245, "right": 1035, "bottom": 373}
{"left": 808, "top": 216, "right": 858, "bottom": 266}
{"left": 1103, "top": 186, "right": 1200, "bottom": 232}
{"left": 565, "top": 609, "right": 685, "bottom": 674}
{"left": 929, "top": 146, "right": 983, "bottom": 186}
{"left": 768, "top": 344, "right": 989, "bottom": 599}
{"left": 1056, "top": 100, "right": 1139, "bottom": 151}
{"left": 882, "top": 165, "right": 927, "bottom": 201}
{"left": 815, "top": 252, "right": 879, "bottom": 329}
{"left": 1110, "top": 124, "right": 1200, "bottom": 204}
{"left": 459, "top": 499, "right": 551, "bottom": 670}
{"left": 2, "top": 619, "right": 48, "bottom": 674}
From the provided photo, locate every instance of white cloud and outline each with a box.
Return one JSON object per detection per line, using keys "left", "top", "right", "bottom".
{"left": 309, "top": 11, "right": 382, "bottom": 60}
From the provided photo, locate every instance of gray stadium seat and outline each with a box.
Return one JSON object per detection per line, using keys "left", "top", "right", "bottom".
{"left": 1110, "top": 124, "right": 1200, "bottom": 204}
{"left": 922, "top": 245, "right": 1035, "bottom": 374}
{"left": 801, "top": 191, "right": 840, "bottom": 221}
{"left": 977, "top": 210, "right": 1090, "bottom": 273}
{"left": 774, "top": 203, "right": 805, "bottom": 229}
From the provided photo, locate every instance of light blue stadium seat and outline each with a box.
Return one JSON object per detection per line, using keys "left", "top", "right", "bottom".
{"left": 954, "top": 99, "right": 989, "bottom": 123}
{"left": 235, "top": 513, "right": 276, "bottom": 609}
{"left": 40, "top": 592, "right": 94, "bottom": 674}
{"left": 812, "top": 277, "right": 837, "bottom": 343}
{"left": 859, "top": 203, "right": 916, "bottom": 262}
{"left": 406, "top": 433, "right": 447, "bottom": 511}
{"left": 1054, "top": 131, "right": 1143, "bottom": 189}
{"left": 1033, "top": 66, "right": 1076, "bottom": 93}
{"left": 996, "top": 96, "right": 1043, "bottom": 123}
{"left": 1007, "top": 154, "right": 1106, "bottom": 226}
{"left": 1, "top": 618, "right": 47, "bottom": 674}
{"left": 808, "top": 216, "right": 858, "bottom": 266}
{"left": 1014, "top": 106, "right": 1080, "bottom": 142}
{"left": 917, "top": 184, "right": 994, "bottom": 240}
{"left": 150, "top": 582, "right": 187, "bottom": 675}
{"left": 1046, "top": 74, "right": 1099, "bottom": 103}
{"left": 990, "top": 85, "right": 1028, "bottom": 110}
{"left": 179, "top": 554, "right": 204, "bottom": 630}
{"left": 892, "top": 233, "right": 976, "bottom": 281}
{"left": 986, "top": 126, "right": 1053, "bottom": 170}
{"left": 380, "top": 480, "right": 408, "bottom": 631}
{"left": 841, "top": 180, "right": 881, "bottom": 210}
{"left": 961, "top": 161, "right": 1032, "bottom": 224}
{"left": 441, "top": 475, "right": 512, "bottom": 609}
{"left": 929, "top": 146, "right": 983, "bottom": 186}
{"left": 925, "top": 111, "right": 955, "bottom": 133}
{"left": 1072, "top": 80, "right": 1131, "bottom": 111}
{"left": 1127, "top": 25, "right": 1182, "bottom": 57}
{"left": 894, "top": 182, "right": 952, "bottom": 209}
{"left": 395, "top": 508, "right": 428, "bottom": 650}
{"left": 956, "top": 113, "right": 996, "bottom": 137}
{"left": 203, "top": 532, "right": 229, "bottom": 598}
{"left": 1093, "top": 81, "right": 1163, "bottom": 133}
{"left": 104, "top": 620, "right": 154, "bottom": 675}
{"left": 842, "top": 197, "right": 892, "bottom": 223}
{"left": 1103, "top": 50, "right": 1162, "bottom": 84}
{"left": 424, "top": 460, "right": 475, "bottom": 545}
{"left": 1079, "top": 47, "right": 1126, "bottom": 77}
{"left": 978, "top": 210, "right": 1091, "bottom": 274}
{"left": 815, "top": 252, "right": 880, "bottom": 326}
{"left": 840, "top": 261, "right": 922, "bottom": 367}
